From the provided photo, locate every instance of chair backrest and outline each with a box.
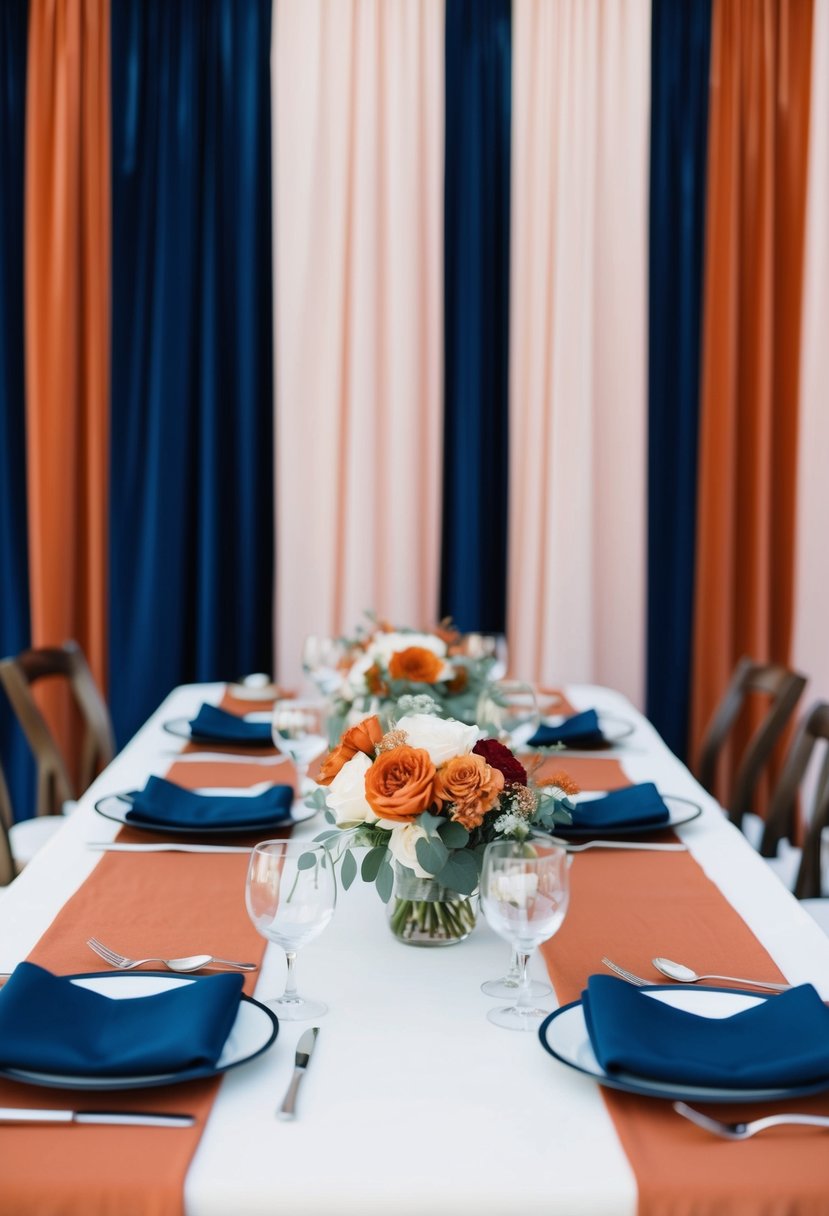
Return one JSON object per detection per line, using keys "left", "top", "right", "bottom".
{"left": 759, "top": 702, "right": 829, "bottom": 899}
{"left": 0, "top": 641, "right": 115, "bottom": 817}
{"left": 695, "top": 656, "right": 806, "bottom": 828}
{"left": 0, "top": 761, "right": 14, "bottom": 886}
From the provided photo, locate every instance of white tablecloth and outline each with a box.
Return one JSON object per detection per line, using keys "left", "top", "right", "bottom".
{"left": 3, "top": 683, "right": 829, "bottom": 1215}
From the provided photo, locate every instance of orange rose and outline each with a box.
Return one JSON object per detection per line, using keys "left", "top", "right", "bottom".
{"left": 317, "top": 715, "right": 383, "bottom": 786}
{"left": 364, "top": 745, "right": 436, "bottom": 822}
{"left": 388, "top": 646, "right": 444, "bottom": 684}
{"left": 445, "top": 665, "right": 468, "bottom": 695}
{"left": 434, "top": 753, "right": 504, "bottom": 830}
{"left": 365, "top": 663, "right": 389, "bottom": 697}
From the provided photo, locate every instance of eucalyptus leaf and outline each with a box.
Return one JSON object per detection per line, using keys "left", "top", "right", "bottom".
{"left": 361, "top": 846, "right": 387, "bottom": 883}
{"left": 375, "top": 859, "right": 394, "bottom": 903}
{"left": 419, "top": 811, "right": 444, "bottom": 838}
{"left": 438, "top": 820, "right": 469, "bottom": 849}
{"left": 435, "top": 849, "right": 479, "bottom": 895}
{"left": 415, "top": 834, "right": 449, "bottom": 876}
{"left": 341, "top": 848, "right": 358, "bottom": 890}
{"left": 297, "top": 851, "right": 318, "bottom": 871}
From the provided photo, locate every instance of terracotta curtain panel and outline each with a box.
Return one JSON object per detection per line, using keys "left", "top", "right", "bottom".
{"left": 691, "top": 0, "right": 813, "bottom": 804}
{"left": 272, "top": 0, "right": 445, "bottom": 690}
{"left": 24, "top": 0, "right": 110, "bottom": 779}
{"left": 507, "top": 0, "right": 650, "bottom": 707}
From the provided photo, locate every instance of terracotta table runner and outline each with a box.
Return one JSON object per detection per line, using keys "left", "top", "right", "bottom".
{"left": 0, "top": 691, "right": 286, "bottom": 1216}
{"left": 540, "top": 757, "right": 829, "bottom": 1216}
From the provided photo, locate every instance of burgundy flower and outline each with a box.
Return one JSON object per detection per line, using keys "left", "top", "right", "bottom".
{"left": 473, "top": 738, "right": 527, "bottom": 786}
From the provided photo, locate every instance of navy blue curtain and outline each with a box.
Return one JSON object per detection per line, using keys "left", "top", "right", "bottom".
{"left": 646, "top": 0, "right": 712, "bottom": 761}
{"left": 440, "top": 0, "right": 511, "bottom": 634}
{"left": 110, "top": 0, "right": 274, "bottom": 746}
{"left": 0, "top": 0, "right": 35, "bottom": 820}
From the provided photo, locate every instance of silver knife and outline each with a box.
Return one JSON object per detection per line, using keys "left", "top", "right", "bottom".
{"left": 88, "top": 843, "right": 254, "bottom": 854}
{"left": 278, "top": 1027, "right": 319, "bottom": 1121}
{"left": 0, "top": 1107, "right": 195, "bottom": 1127}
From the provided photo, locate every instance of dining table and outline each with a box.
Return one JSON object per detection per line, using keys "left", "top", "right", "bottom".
{"left": 2, "top": 680, "right": 829, "bottom": 1216}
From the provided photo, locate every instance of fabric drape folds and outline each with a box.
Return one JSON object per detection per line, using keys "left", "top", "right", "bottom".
{"left": 24, "top": 0, "right": 110, "bottom": 776}
{"left": 507, "top": 0, "right": 650, "bottom": 704}
{"left": 273, "top": 0, "right": 445, "bottom": 689}
{"left": 440, "top": 0, "right": 511, "bottom": 635}
{"left": 109, "top": 0, "right": 275, "bottom": 745}
{"left": 0, "top": 0, "right": 33, "bottom": 817}
{"left": 690, "top": 0, "right": 814, "bottom": 794}
{"left": 646, "top": 0, "right": 712, "bottom": 762}
{"left": 792, "top": 1, "right": 829, "bottom": 713}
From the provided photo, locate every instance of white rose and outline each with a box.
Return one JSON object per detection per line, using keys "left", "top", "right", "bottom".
{"left": 492, "top": 872, "right": 539, "bottom": 908}
{"left": 324, "top": 752, "right": 378, "bottom": 827}
{"left": 395, "top": 713, "right": 480, "bottom": 766}
{"left": 368, "top": 631, "right": 447, "bottom": 665}
{"left": 387, "top": 822, "right": 431, "bottom": 879}
{"left": 345, "top": 652, "right": 375, "bottom": 697}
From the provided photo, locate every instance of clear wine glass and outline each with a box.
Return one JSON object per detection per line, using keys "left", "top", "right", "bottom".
{"left": 476, "top": 681, "right": 540, "bottom": 750}
{"left": 480, "top": 839, "right": 569, "bottom": 1030}
{"left": 460, "top": 632, "right": 509, "bottom": 680}
{"left": 476, "top": 683, "right": 545, "bottom": 998}
{"left": 271, "top": 698, "right": 329, "bottom": 805}
{"left": 301, "top": 635, "right": 347, "bottom": 698}
{"left": 245, "top": 841, "right": 336, "bottom": 1020}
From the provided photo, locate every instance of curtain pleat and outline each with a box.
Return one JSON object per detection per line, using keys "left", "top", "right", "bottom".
{"left": 793, "top": 0, "right": 829, "bottom": 708}
{"left": 0, "top": 0, "right": 35, "bottom": 819}
{"left": 646, "top": 0, "right": 712, "bottom": 761}
{"left": 690, "top": 0, "right": 814, "bottom": 800}
{"left": 24, "top": 0, "right": 110, "bottom": 780}
{"left": 440, "top": 0, "right": 511, "bottom": 634}
{"left": 508, "top": 0, "right": 650, "bottom": 704}
{"left": 273, "top": 0, "right": 445, "bottom": 690}
{"left": 109, "top": 0, "right": 274, "bottom": 746}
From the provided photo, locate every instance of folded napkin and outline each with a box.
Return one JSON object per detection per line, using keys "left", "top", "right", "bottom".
{"left": 528, "top": 709, "right": 605, "bottom": 749}
{"left": 0, "top": 963, "right": 243, "bottom": 1077}
{"left": 569, "top": 783, "right": 670, "bottom": 831}
{"left": 583, "top": 974, "right": 829, "bottom": 1087}
{"left": 126, "top": 775, "right": 294, "bottom": 830}
{"left": 188, "top": 703, "right": 273, "bottom": 746}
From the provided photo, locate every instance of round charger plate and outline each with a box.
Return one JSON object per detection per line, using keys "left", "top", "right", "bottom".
{"left": 94, "top": 791, "right": 316, "bottom": 836}
{"left": 532, "top": 712, "right": 636, "bottom": 750}
{"left": 1, "top": 971, "right": 278, "bottom": 1091}
{"left": 538, "top": 985, "right": 829, "bottom": 1103}
{"left": 163, "top": 715, "right": 275, "bottom": 747}
{"left": 552, "top": 794, "right": 702, "bottom": 839}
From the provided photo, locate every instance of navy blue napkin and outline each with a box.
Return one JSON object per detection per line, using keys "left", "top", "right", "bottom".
{"left": 0, "top": 963, "right": 243, "bottom": 1077}
{"left": 126, "top": 775, "right": 294, "bottom": 830}
{"left": 569, "top": 783, "right": 670, "bottom": 831}
{"left": 188, "top": 704, "right": 273, "bottom": 746}
{"left": 528, "top": 709, "right": 605, "bottom": 748}
{"left": 582, "top": 973, "right": 829, "bottom": 1087}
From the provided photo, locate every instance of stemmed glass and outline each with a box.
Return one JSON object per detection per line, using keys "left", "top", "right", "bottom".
{"left": 301, "top": 635, "right": 347, "bottom": 699}
{"left": 480, "top": 839, "right": 569, "bottom": 1030}
{"left": 459, "top": 633, "right": 508, "bottom": 681}
{"left": 271, "top": 698, "right": 329, "bottom": 806}
{"left": 245, "top": 841, "right": 335, "bottom": 1020}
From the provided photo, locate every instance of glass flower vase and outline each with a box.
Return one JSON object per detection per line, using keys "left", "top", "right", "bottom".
{"left": 386, "top": 864, "right": 477, "bottom": 947}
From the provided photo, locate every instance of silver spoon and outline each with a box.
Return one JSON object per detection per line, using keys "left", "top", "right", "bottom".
{"left": 652, "top": 957, "right": 790, "bottom": 992}
{"left": 674, "top": 1101, "right": 829, "bottom": 1139}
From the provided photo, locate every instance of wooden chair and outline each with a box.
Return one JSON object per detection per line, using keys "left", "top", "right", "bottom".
{"left": 695, "top": 656, "right": 806, "bottom": 830}
{"left": 0, "top": 762, "right": 15, "bottom": 887}
{"left": 759, "top": 702, "right": 829, "bottom": 900}
{"left": 0, "top": 641, "right": 115, "bottom": 818}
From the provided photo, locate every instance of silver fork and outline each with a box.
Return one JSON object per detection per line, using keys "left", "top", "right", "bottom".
{"left": 87, "top": 937, "right": 256, "bottom": 973}
{"left": 600, "top": 957, "right": 651, "bottom": 986}
{"left": 674, "top": 1101, "right": 829, "bottom": 1139}
{"left": 551, "top": 840, "right": 687, "bottom": 853}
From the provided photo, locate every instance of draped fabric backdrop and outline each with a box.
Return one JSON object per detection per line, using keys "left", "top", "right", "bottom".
{"left": 646, "top": 0, "right": 712, "bottom": 762}
{"left": 0, "top": 0, "right": 33, "bottom": 817}
{"left": 109, "top": 0, "right": 275, "bottom": 745}
{"left": 273, "top": 0, "right": 445, "bottom": 691}
{"left": 690, "top": 0, "right": 814, "bottom": 799}
{"left": 440, "top": 0, "right": 511, "bottom": 635}
{"left": 25, "top": 0, "right": 110, "bottom": 781}
{"left": 792, "top": 0, "right": 829, "bottom": 716}
{"left": 507, "top": 0, "right": 650, "bottom": 705}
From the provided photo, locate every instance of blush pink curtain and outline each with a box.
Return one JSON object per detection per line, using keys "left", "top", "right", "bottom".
{"left": 272, "top": 0, "right": 444, "bottom": 689}
{"left": 506, "top": 0, "right": 651, "bottom": 706}
{"left": 792, "top": 0, "right": 829, "bottom": 709}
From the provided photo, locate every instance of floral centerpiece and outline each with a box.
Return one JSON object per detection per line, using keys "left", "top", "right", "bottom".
{"left": 329, "top": 616, "right": 498, "bottom": 730}
{"left": 308, "top": 709, "right": 576, "bottom": 945}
